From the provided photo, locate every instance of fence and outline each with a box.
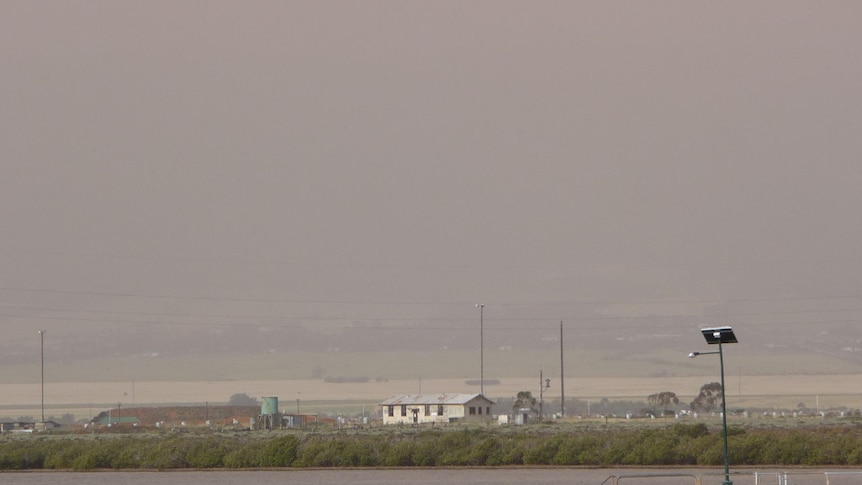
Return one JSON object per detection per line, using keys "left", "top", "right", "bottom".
{"left": 601, "top": 470, "right": 862, "bottom": 484}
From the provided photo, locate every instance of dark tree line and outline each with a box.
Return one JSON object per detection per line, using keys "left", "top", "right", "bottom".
{"left": 642, "top": 383, "right": 724, "bottom": 415}
{"left": 647, "top": 391, "right": 680, "bottom": 414}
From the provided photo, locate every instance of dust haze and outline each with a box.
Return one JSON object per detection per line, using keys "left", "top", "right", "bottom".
{"left": 2, "top": 2, "right": 861, "bottom": 387}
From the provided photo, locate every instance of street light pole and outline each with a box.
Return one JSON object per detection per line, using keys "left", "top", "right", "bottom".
{"left": 38, "top": 330, "right": 45, "bottom": 424}
{"left": 476, "top": 304, "right": 484, "bottom": 396}
{"left": 690, "top": 326, "right": 738, "bottom": 485}
{"left": 718, "top": 340, "right": 730, "bottom": 485}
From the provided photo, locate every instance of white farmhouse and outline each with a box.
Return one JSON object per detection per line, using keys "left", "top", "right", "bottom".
{"left": 379, "top": 393, "right": 495, "bottom": 425}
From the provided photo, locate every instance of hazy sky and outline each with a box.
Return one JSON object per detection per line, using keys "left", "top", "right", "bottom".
{"left": 2, "top": 1, "right": 861, "bottom": 358}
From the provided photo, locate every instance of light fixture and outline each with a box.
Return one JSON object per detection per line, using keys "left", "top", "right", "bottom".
{"left": 690, "top": 326, "right": 738, "bottom": 485}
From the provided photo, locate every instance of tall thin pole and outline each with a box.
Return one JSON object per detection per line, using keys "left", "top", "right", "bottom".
{"left": 38, "top": 330, "right": 45, "bottom": 423}
{"left": 476, "top": 304, "right": 485, "bottom": 396}
{"left": 719, "top": 341, "right": 731, "bottom": 485}
{"left": 539, "top": 369, "right": 550, "bottom": 420}
{"left": 560, "top": 321, "right": 565, "bottom": 418}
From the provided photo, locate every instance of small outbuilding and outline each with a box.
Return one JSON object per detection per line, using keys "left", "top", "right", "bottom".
{"left": 380, "top": 393, "right": 495, "bottom": 425}
{"left": 0, "top": 421, "right": 35, "bottom": 433}
{"left": 35, "top": 420, "right": 61, "bottom": 431}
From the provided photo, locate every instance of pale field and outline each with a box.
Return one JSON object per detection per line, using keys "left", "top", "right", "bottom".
{"left": 3, "top": 346, "right": 861, "bottom": 420}
{"left": 2, "top": 374, "right": 861, "bottom": 421}
{"left": 3, "top": 346, "right": 859, "bottom": 385}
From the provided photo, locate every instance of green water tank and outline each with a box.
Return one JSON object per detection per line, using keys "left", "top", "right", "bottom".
{"left": 261, "top": 396, "right": 279, "bottom": 415}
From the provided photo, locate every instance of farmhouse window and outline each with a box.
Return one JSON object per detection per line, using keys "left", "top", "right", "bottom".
{"left": 424, "top": 404, "right": 430, "bottom": 416}
{"left": 469, "top": 406, "right": 476, "bottom": 415}
{"left": 388, "top": 406, "right": 394, "bottom": 417}
{"left": 438, "top": 405, "right": 444, "bottom": 416}
{"left": 401, "top": 405, "right": 407, "bottom": 416}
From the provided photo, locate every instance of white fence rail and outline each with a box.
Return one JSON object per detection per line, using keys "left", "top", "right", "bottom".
{"left": 601, "top": 470, "right": 862, "bottom": 484}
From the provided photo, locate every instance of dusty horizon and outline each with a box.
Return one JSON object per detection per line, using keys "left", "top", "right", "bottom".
{"left": 3, "top": 374, "right": 860, "bottom": 416}
{"left": 2, "top": 2, "right": 861, "bottom": 397}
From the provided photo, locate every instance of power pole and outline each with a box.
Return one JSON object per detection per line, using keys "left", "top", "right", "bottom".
{"left": 539, "top": 369, "right": 550, "bottom": 419}
{"left": 38, "top": 330, "right": 45, "bottom": 424}
{"left": 560, "top": 321, "right": 565, "bottom": 418}
{"left": 476, "top": 304, "right": 484, "bottom": 396}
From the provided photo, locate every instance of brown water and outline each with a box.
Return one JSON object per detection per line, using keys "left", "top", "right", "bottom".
{"left": 3, "top": 469, "right": 861, "bottom": 484}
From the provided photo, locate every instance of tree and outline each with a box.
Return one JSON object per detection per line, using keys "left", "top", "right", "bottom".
{"left": 647, "top": 391, "right": 680, "bottom": 414}
{"left": 689, "top": 382, "right": 723, "bottom": 413}
{"left": 57, "top": 413, "right": 76, "bottom": 425}
{"left": 512, "top": 391, "right": 537, "bottom": 415}
{"left": 227, "top": 393, "right": 258, "bottom": 406}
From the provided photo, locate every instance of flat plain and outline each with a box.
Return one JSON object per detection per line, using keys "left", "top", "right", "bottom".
{"left": 2, "top": 374, "right": 861, "bottom": 422}
{"left": 3, "top": 346, "right": 861, "bottom": 421}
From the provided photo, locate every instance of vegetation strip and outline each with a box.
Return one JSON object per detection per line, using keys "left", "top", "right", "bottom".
{"left": 3, "top": 423, "right": 862, "bottom": 470}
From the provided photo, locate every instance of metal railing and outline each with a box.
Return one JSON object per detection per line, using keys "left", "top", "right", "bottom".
{"left": 601, "top": 472, "right": 701, "bottom": 484}
{"left": 601, "top": 470, "right": 862, "bottom": 484}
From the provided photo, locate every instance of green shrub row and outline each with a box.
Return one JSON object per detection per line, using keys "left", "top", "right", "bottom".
{"left": 3, "top": 424, "right": 862, "bottom": 470}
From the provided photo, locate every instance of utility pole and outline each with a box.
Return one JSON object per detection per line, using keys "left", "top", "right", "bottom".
{"left": 476, "top": 304, "right": 484, "bottom": 396}
{"left": 38, "top": 330, "right": 45, "bottom": 424}
{"left": 560, "top": 321, "right": 565, "bottom": 418}
{"left": 539, "top": 369, "right": 550, "bottom": 419}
